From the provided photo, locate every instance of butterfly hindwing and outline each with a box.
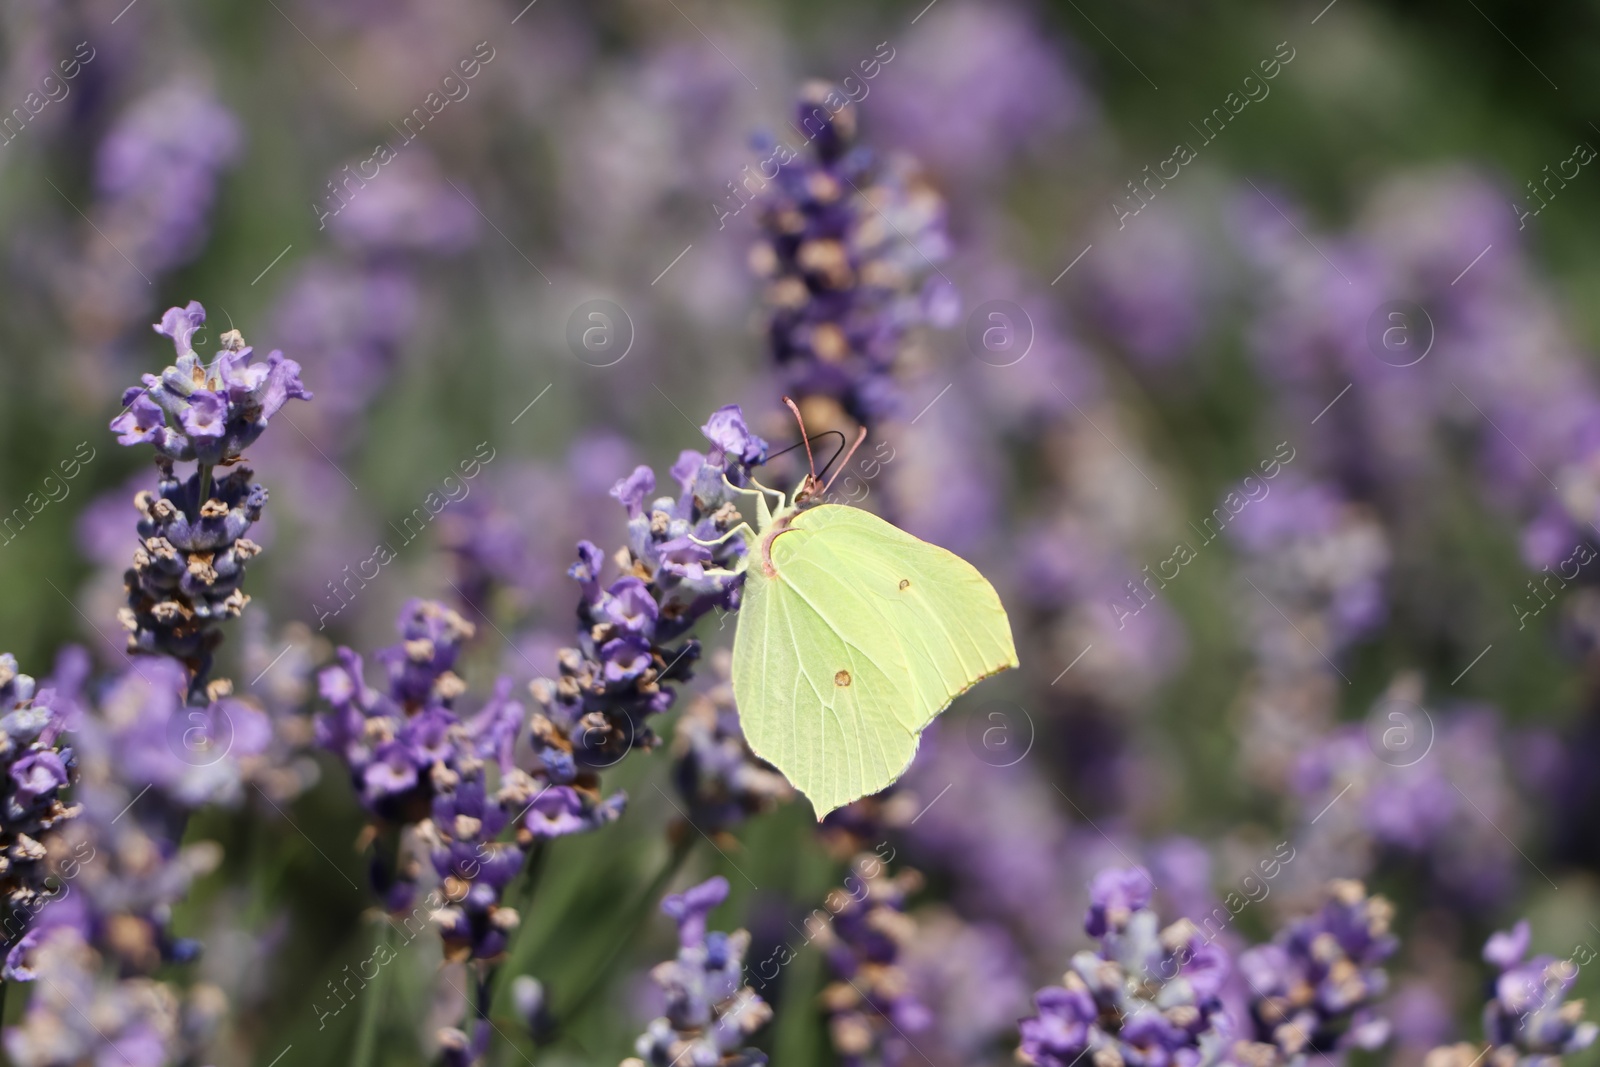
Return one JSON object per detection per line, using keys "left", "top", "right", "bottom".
{"left": 732, "top": 503, "right": 1018, "bottom": 817}
{"left": 735, "top": 544, "right": 918, "bottom": 816}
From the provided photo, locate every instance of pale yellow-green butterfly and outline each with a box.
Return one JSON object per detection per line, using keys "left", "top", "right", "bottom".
{"left": 700, "top": 400, "right": 1018, "bottom": 818}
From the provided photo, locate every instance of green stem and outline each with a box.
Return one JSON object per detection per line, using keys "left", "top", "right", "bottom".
{"left": 350, "top": 923, "right": 390, "bottom": 1067}
{"left": 487, "top": 842, "right": 546, "bottom": 997}
{"left": 516, "top": 841, "right": 548, "bottom": 910}
{"left": 543, "top": 837, "right": 695, "bottom": 1044}
{"left": 473, "top": 963, "right": 495, "bottom": 1052}
{"left": 769, "top": 938, "right": 824, "bottom": 1066}
{"left": 481, "top": 841, "right": 551, "bottom": 1066}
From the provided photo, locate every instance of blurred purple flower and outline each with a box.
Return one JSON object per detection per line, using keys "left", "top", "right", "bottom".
{"left": 872, "top": 2, "right": 1092, "bottom": 186}
{"left": 671, "top": 650, "right": 793, "bottom": 836}
{"left": 749, "top": 83, "right": 952, "bottom": 427}
{"left": 1424, "top": 920, "right": 1597, "bottom": 1067}
{"left": 1237, "top": 880, "right": 1396, "bottom": 1066}
{"left": 624, "top": 876, "right": 772, "bottom": 1067}
{"left": 1019, "top": 864, "right": 1233, "bottom": 1067}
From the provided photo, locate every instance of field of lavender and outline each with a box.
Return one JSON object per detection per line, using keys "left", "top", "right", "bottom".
{"left": 2, "top": 0, "right": 1599, "bottom": 1065}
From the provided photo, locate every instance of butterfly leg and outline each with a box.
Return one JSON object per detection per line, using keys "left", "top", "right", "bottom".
{"left": 720, "top": 474, "right": 785, "bottom": 531}
{"left": 744, "top": 475, "right": 790, "bottom": 514}
{"left": 688, "top": 522, "right": 756, "bottom": 551}
{"left": 720, "top": 474, "right": 788, "bottom": 512}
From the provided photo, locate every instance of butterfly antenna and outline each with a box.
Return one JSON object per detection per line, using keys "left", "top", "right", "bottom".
{"left": 821, "top": 426, "right": 869, "bottom": 494}
{"left": 781, "top": 397, "right": 817, "bottom": 479}
{"left": 766, "top": 430, "right": 845, "bottom": 468}
{"left": 815, "top": 430, "right": 852, "bottom": 479}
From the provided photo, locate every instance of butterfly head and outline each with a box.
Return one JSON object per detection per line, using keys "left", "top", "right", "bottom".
{"left": 792, "top": 472, "right": 826, "bottom": 506}
{"left": 780, "top": 396, "right": 867, "bottom": 509}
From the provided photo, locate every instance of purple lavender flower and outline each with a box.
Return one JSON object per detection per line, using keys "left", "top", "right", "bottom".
{"left": 750, "top": 83, "right": 953, "bottom": 428}
{"left": 1423, "top": 922, "right": 1598, "bottom": 1067}
{"left": 870, "top": 2, "right": 1092, "bottom": 187}
{"left": 318, "top": 601, "right": 538, "bottom": 958}
{"left": 117, "top": 461, "right": 267, "bottom": 683}
{"left": 526, "top": 407, "right": 766, "bottom": 832}
{"left": 1018, "top": 865, "right": 1234, "bottom": 1067}
{"left": 3, "top": 658, "right": 237, "bottom": 1065}
{"left": 110, "top": 302, "right": 311, "bottom": 467}
{"left": 423, "top": 676, "right": 540, "bottom": 961}
{"left": 107, "top": 303, "right": 308, "bottom": 689}
{"left": 317, "top": 601, "right": 474, "bottom": 813}
{"left": 1018, "top": 985, "right": 1098, "bottom": 1067}
{"left": 1235, "top": 880, "right": 1396, "bottom": 1066}
{"left": 84, "top": 658, "right": 270, "bottom": 809}
{"left": 2, "top": 288, "right": 301, "bottom": 1063}
{"left": 0, "top": 655, "right": 79, "bottom": 933}
{"left": 93, "top": 84, "right": 241, "bottom": 274}
{"left": 671, "top": 650, "right": 794, "bottom": 835}
{"left": 1085, "top": 865, "right": 1155, "bottom": 937}
{"left": 325, "top": 152, "right": 478, "bottom": 257}
{"left": 623, "top": 876, "right": 772, "bottom": 1067}
{"left": 3, "top": 926, "right": 223, "bottom": 1067}
{"left": 813, "top": 855, "right": 933, "bottom": 1067}
{"left": 62, "top": 83, "right": 241, "bottom": 340}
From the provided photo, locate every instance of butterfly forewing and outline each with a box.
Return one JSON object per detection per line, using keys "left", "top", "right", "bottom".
{"left": 732, "top": 503, "right": 1018, "bottom": 817}
{"left": 800, "top": 507, "right": 1017, "bottom": 723}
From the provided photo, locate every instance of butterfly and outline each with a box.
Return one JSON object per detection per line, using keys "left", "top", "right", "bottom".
{"left": 705, "top": 400, "right": 1018, "bottom": 818}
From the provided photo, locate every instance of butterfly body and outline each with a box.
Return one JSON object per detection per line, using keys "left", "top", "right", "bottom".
{"left": 729, "top": 488, "right": 1018, "bottom": 817}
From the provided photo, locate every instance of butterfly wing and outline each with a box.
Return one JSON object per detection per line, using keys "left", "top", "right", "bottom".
{"left": 734, "top": 555, "right": 917, "bottom": 817}
{"left": 732, "top": 504, "right": 1018, "bottom": 817}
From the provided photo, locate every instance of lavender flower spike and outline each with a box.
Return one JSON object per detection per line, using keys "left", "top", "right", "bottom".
{"left": 1019, "top": 865, "right": 1233, "bottom": 1067}
{"left": 623, "top": 876, "right": 772, "bottom": 1067}
{"left": 1236, "top": 879, "right": 1397, "bottom": 1067}
{"left": 1425, "top": 922, "right": 1598, "bottom": 1067}
{"left": 317, "top": 600, "right": 535, "bottom": 959}
{"left": 750, "top": 83, "right": 954, "bottom": 429}
{"left": 815, "top": 855, "right": 933, "bottom": 1067}
{"left": 526, "top": 408, "right": 767, "bottom": 835}
{"left": 119, "top": 462, "right": 267, "bottom": 683}
{"left": 111, "top": 302, "right": 308, "bottom": 690}
{"left": 0, "top": 655, "right": 79, "bottom": 934}
{"left": 111, "top": 301, "right": 311, "bottom": 467}
{"left": 671, "top": 650, "right": 793, "bottom": 835}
